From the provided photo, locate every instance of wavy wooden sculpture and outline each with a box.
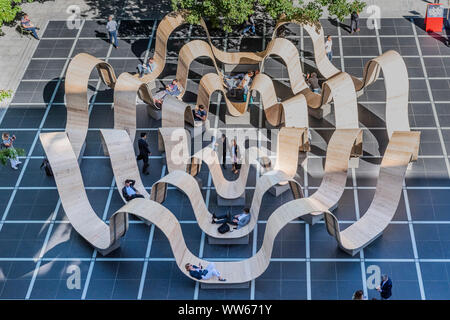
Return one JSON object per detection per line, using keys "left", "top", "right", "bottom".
{"left": 65, "top": 53, "right": 116, "bottom": 158}
{"left": 113, "top": 72, "right": 154, "bottom": 141}
{"left": 151, "top": 169, "right": 303, "bottom": 239}
{"left": 357, "top": 50, "right": 411, "bottom": 139}
{"left": 100, "top": 129, "right": 150, "bottom": 201}
{"left": 40, "top": 128, "right": 385, "bottom": 284}
{"left": 324, "top": 131, "right": 420, "bottom": 256}
{"left": 159, "top": 125, "right": 307, "bottom": 199}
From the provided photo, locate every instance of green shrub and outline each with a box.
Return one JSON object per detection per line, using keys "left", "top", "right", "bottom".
{"left": 0, "top": 147, "right": 25, "bottom": 166}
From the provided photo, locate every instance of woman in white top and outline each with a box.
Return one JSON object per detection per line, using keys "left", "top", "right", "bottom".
{"left": 2, "top": 132, "right": 21, "bottom": 170}
{"left": 325, "top": 35, "right": 333, "bottom": 61}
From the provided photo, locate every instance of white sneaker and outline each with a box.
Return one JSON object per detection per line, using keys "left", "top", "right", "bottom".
{"left": 12, "top": 166, "right": 18, "bottom": 170}
{"left": 16, "top": 161, "right": 22, "bottom": 165}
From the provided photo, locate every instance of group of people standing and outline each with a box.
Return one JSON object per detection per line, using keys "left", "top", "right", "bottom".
{"left": 216, "top": 134, "right": 241, "bottom": 175}
{"left": 352, "top": 274, "right": 393, "bottom": 300}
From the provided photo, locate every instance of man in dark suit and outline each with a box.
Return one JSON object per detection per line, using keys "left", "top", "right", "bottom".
{"left": 122, "top": 179, "right": 144, "bottom": 201}
{"left": 377, "top": 274, "right": 392, "bottom": 300}
{"left": 137, "top": 132, "right": 151, "bottom": 175}
{"left": 215, "top": 133, "right": 228, "bottom": 169}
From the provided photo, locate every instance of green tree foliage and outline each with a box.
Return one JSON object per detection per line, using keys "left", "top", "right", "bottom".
{"left": 171, "top": 0, "right": 366, "bottom": 32}
{"left": 0, "top": 0, "right": 34, "bottom": 35}
{"left": 0, "top": 89, "right": 12, "bottom": 102}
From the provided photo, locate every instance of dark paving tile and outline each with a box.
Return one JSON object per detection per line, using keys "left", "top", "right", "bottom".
{"left": 420, "top": 262, "right": 450, "bottom": 300}
{"left": 141, "top": 261, "right": 195, "bottom": 299}
{"left": 6, "top": 189, "right": 58, "bottom": 221}
{"left": 408, "top": 189, "right": 450, "bottom": 221}
{"left": 29, "top": 260, "right": 90, "bottom": 299}
{"left": 11, "top": 80, "right": 62, "bottom": 104}
{"left": 0, "top": 222, "right": 48, "bottom": 258}
{"left": 415, "top": 224, "right": 450, "bottom": 259}
{"left": 42, "top": 20, "right": 79, "bottom": 38}
{"left": 363, "top": 224, "right": 414, "bottom": 259}
{"left": 86, "top": 261, "right": 143, "bottom": 299}
{"left": 33, "top": 39, "right": 74, "bottom": 58}
{"left": 0, "top": 261, "right": 35, "bottom": 299}
{"left": 0, "top": 106, "right": 46, "bottom": 128}
{"left": 22, "top": 59, "right": 66, "bottom": 81}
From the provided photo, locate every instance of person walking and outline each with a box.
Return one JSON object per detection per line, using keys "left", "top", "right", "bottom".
{"left": 136, "top": 132, "right": 151, "bottom": 175}
{"left": 377, "top": 274, "right": 393, "bottom": 300}
{"left": 351, "top": 11, "right": 360, "bottom": 34}
{"left": 106, "top": 15, "right": 118, "bottom": 48}
{"left": 1, "top": 133, "right": 22, "bottom": 170}
{"left": 325, "top": 35, "right": 333, "bottom": 61}
{"left": 21, "top": 14, "right": 40, "bottom": 40}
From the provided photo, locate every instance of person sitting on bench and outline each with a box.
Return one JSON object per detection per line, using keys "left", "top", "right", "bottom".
{"left": 21, "top": 14, "right": 40, "bottom": 40}
{"left": 122, "top": 179, "right": 145, "bottom": 201}
{"left": 137, "top": 57, "right": 157, "bottom": 78}
{"left": 306, "top": 72, "right": 321, "bottom": 93}
{"left": 185, "top": 262, "right": 226, "bottom": 281}
{"left": 211, "top": 208, "right": 251, "bottom": 230}
{"left": 153, "top": 79, "right": 183, "bottom": 107}
{"left": 192, "top": 105, "right": 207, "bottom": 122}
{"left": 224, "top": 72, "right": 245, "bottom": 90}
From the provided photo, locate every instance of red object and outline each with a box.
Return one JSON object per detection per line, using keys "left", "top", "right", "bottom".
{"left": 425, "top": 3, "right": 444, "bottom": 32}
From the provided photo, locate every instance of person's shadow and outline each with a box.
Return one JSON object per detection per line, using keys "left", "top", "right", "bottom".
{"left": 327, "top": 17, "right": 352, "bottom": 34}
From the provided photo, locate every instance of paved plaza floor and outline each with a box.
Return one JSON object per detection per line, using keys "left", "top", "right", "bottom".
{"left": 0, "top": 14, "right": 449, "bottom": 300}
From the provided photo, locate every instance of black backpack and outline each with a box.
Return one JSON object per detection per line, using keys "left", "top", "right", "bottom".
{"left": 218, "top": 222, "right": 230, "bottom": 234}
{"left": 40, "top": 159, "right": 53, "bottom": 177}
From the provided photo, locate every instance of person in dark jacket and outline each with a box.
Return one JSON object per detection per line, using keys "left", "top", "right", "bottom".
{"left": 136, "top": 132, "right": 151, "bottom": 175}
{"left": 122, "top": 179, "right": 145, "bottom": 201}
{"left": 215, "top": 133, "right": 228, "bottom": 169}
{"left": 351, "top": 11, "right": 360, "bottom": 34}
{"left": 377, "top": 274, "right": 392, "bottom": 299}
{"left": 185, "top": 262, "right": 226, "bottom": 281}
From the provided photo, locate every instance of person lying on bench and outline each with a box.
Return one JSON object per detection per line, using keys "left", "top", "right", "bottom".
{"left": 223, "top": 72, "right": 245, "bottom": 89}
{"left": 185, "top": 262, "right": 226, "bottom": 281}
{"left": 122, "top": 179, "right": 145, "bottom": 201}
{"left": 153, "top": 79, "right": 183, "bottom": 106}
{"left": 211, "top": 208, "right": 251, "bottom": 230}
{"left": 192, "top": 105, "right": 207, "bottom": 122}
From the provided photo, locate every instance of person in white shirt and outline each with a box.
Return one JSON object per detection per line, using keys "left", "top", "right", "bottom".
{"left": 106, "top": 15, "right": 118, "bottom": 48}
{"left": 325, "top": 35, "right": 332, "bottom": 61}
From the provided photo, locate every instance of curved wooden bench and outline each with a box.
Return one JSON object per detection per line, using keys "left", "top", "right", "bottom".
{"left": 159, "top": 126, "right": 307, "bottom": 199}
{"left": 65, "top": 53, "right": 116, "bottom": 158}
{"left": 150, "top": 169, "right": 303, "bottom": 239}
{"left": 40, "top": 128, "right": 370, "bottom": 284}
{"left": 100, "top": 129, "right": 150, "bottom": 202}
{"left": 324, "top": 131, "right": 420, "bottom": 256}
